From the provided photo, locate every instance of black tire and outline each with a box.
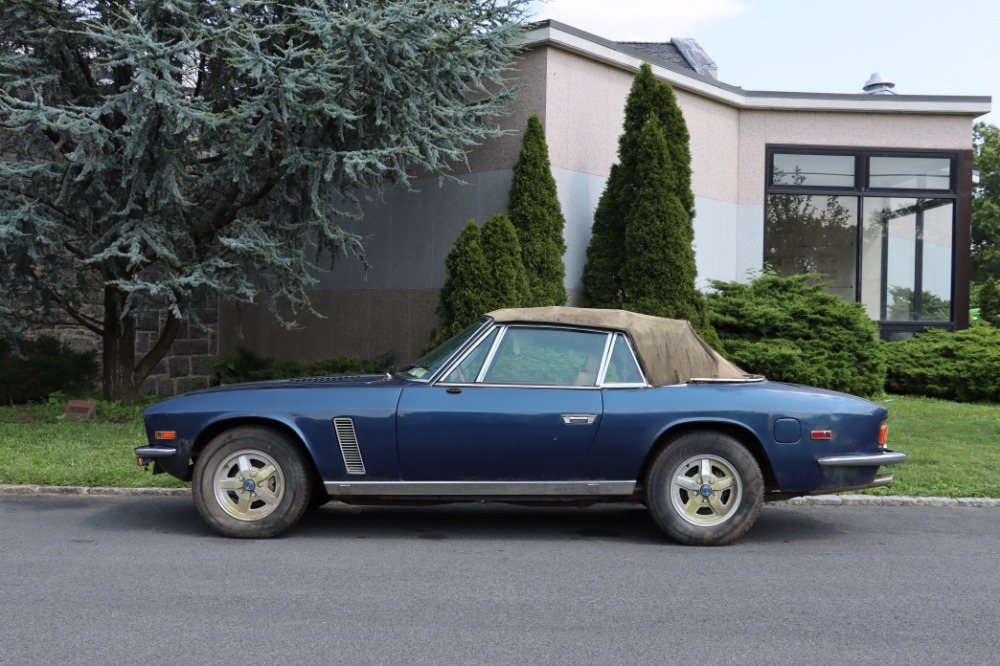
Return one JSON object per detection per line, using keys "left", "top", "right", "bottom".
{"left": 645, "top": 431, "right": 763, "bottom": 546}
{"left": 192, "top": 426, "right": 314, "bottom": 538}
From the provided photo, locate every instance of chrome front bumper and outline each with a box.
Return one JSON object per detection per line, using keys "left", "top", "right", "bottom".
{"left": 134, "top": 445, "right": 178, "bottom": 467}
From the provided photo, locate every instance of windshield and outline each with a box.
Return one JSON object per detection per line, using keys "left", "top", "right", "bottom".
{"left": 398, "top": 318, "right": 490, "bottom": 380}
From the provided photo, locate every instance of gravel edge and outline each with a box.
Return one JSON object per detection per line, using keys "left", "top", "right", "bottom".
{"left": 1, "top": 484, "right": 998, "bottom": 507}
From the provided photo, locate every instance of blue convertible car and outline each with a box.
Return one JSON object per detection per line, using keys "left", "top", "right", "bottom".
{"left": 136, "top": 307, "right": 905, "bottom": 545}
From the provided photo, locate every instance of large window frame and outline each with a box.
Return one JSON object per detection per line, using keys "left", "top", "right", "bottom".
{"left": 765, "top": 146, "right": 972, "bottom": 339}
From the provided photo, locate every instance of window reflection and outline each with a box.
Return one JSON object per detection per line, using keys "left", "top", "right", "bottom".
{"left": 766, "top": 194, "right": 858, "bottom": 300}
{"left": 860, "top": 198, "right": 952, "bottom": 321}
{"left": 868, "top": 156, "right": 951, "bottom": 190}
{"left": 772, "top": 153, "right": 855, "bottom": 188}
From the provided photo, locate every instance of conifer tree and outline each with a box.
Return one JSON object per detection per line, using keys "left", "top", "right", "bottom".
{"left": 507, "top": 116, "right": 567, "bottom": 306}
{"left": 582, "top": 63, "right": 694, "bottom": 308}
{"left": 431, "top": 222, "right": 493, "bottom": 347}
{"left": 480, "top": 214, "right": 530, "bottom": 309}
{"left": 619, "top": 117, "right": 720, "bottom": 348}
{"left": 0, "top": 0, "right": 528, "bottom": 402}
{"left": 581, "top": 64, "right": 717, "bottom": 345}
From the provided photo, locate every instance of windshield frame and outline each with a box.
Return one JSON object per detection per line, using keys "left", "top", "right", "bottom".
{"left": 397, "top": 317, "right": 493, "bottom": 382}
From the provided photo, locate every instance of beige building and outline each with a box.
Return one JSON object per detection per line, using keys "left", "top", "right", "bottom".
{"left": 222, "top": 20, "right": 990, "bottom": 364}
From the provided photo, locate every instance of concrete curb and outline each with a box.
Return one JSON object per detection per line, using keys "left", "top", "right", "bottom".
{"left": 0, "top": 484, "right": 191, "bottom": 497}
{"left": 1, "top": 484, "right": 998, "bottom": 507}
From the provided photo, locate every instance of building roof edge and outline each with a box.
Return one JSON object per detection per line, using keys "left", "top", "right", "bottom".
{"left": 520, "top": 20, "right": 992, "bottom": 117}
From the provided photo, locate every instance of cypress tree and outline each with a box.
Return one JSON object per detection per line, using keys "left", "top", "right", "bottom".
{"left": 480, "top": 214, "right": 531, "bottom": 309}
{"left": 582, "top": 63, "right": 695, "bottom": 308}
{"left": 581, "top": 64, "right": 717, "bottom": 345}
{"left": 431, "top": 222, "right": 493, "bottom": 347}
{"left": 507, "top": 116, "right": 567, "bottom": 306}
{"left": 619, "top": 117, "right": 720, "bottom": 348}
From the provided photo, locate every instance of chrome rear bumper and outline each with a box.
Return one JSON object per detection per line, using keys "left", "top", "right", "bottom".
{"left": 817, "top": 451, "right": 907, "bottom": 467}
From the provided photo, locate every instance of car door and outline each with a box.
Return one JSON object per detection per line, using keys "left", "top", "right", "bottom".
{"left": 396, "top": 325, "right": 608, "bottom": 481}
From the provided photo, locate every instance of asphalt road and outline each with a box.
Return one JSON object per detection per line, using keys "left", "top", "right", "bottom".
{"left": 1, "top": 494, "right": 998, "bottom": 666}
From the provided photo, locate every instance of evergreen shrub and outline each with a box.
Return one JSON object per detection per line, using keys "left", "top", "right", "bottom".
{"left": 706, "top": 273, "right": 885, "bottom": 396}
{"left": 980, "top": 277, "right": 1000, "bottom": 327}
{"left": 0, "top": 335, "right": 99, "bottom": 404}
{"left": 209, "top": 347, "right": 388, "bottom": 384}
{"left": 884, "top": 323, "right": 1000, "bottom": 402}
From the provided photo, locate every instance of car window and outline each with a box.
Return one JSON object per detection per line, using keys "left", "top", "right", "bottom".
{"left": 399, "top": 318, "right": 489, "bottom": 380}
{"left": 441, "top": 328, "right": 499, "bottom": 383}
{"left": 482, "top": 327, "right": 609, "bottom": 386}
{"left": 602, "top": 334, "right": 645, "bottom": 385}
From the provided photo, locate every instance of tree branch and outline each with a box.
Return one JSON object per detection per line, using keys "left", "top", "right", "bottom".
{"left": 134, "top": 311, "right": 181, "bottom": 380}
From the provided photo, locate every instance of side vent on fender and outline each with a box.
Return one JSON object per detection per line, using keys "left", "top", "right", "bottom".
{"left": 333, "top": 418, "right": 366, "bottom": 475}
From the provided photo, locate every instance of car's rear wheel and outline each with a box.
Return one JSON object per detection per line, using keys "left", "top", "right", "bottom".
{"left": 646, "top": 431, "right": 763, "bottom": 546}
{"left": 193, "top": 426, "right": 313, "bottom": 538}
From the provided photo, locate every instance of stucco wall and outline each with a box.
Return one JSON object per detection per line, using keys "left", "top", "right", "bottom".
{"left": 221, "top": 41, "right": 979, "bottom": 365}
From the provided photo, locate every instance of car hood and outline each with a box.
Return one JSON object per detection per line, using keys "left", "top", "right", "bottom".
{"left": 144, "top": 374, "right": 394, "bottom": 411}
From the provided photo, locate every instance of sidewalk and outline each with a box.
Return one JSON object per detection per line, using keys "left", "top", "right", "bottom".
{"left": 1, "top": 483, "right": 998, "bottom": 507}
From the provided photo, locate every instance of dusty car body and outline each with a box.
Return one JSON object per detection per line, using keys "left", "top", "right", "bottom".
{"left": 136, "top": 307, "right": 905, "bottom": 545}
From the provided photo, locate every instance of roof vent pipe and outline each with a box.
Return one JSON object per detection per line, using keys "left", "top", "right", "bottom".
{"left": 863, "top": 72, "right": 897, "bottom": 95}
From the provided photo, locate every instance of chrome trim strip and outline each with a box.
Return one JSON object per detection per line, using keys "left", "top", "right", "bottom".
{"left": 333, "top": 418, "right": 366, "bottom": 475}
{"left": 475, "top": 325, "right": 506, "bottom": 383}
{"left": 599, "top": 334, "right": 649, "bottom": 388}
{"left": 561, "top": 413, "right": 597, "bottom": 425}
{"left": 324, "top": 480, "right": 637, "bottom": 496}
{"left": 134, "top": 446, "right": 177, "bottom": 458}
{"left": 817, "top": 452, "right": 907, "bottom": 467}
{"left": 594, "top": 333, "right": 615, "bottom": 385}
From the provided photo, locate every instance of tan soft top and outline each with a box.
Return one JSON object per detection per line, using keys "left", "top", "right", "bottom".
{"left": 487, "top": 306, "right": 752, "bottom": 387}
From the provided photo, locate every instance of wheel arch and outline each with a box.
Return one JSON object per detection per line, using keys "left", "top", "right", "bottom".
{"left": 191, "top": 417, "right": 323, "bottom": 486}
{"left": 637, "top": 420, "right": 778, "bottom": 492}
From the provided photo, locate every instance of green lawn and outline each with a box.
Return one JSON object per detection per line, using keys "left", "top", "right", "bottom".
{"left": 861, "top": 395, "right": 1000, "bottom": 498}
{"left": 0, "top": 400, "right": 186, "bottom": 489}
{"left": 0, "top": 394, "right": 998, "bottom": 497}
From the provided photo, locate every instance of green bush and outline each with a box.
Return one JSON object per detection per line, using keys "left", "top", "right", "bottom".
{"left": 707, "top": 273, "right": 885, "bottom": 396}
{"left": 209, "top": 347, "right": 388, "bottom": 384}
{"left": 884, "top": 323, "right": 1000, "bottom": 402}
{"left": 980, "top": 277, "right": 1000, "bottom": 327}
{"left": 0, "top": 335, "right": 98, "bottom": 404}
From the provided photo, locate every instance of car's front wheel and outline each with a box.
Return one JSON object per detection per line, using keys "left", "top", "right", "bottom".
{"left": 646, "top": 431, "right": 763, "bottom": 546}
{"left": 193, "top": 426, "right": 313, "bottom": 538}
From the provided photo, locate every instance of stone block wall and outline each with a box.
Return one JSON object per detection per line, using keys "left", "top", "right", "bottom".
{"left": 137, "top": 292, "right": 219, "bottom": 396}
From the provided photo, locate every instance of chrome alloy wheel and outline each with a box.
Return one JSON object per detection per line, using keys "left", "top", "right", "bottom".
{"left": 669, "top": 454, "right": 743, "bottom": 527}
{"left": 212, "top": 449, "right": 286, "bottom": 521}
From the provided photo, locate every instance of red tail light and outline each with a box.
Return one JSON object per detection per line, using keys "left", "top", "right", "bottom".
{"left": 878, "top": 423, "right": 889, "bottom": 447}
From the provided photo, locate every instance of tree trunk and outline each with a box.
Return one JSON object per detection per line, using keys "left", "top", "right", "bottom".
{"left": 102, "top": 285, "right": 138, "bottom": 404}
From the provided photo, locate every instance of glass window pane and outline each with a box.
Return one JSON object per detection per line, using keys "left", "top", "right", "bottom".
{"left": 772, "top": 153, "right": 855, "bottom": 188}
{"left": 868, "top": 156, "right": 951, "bottom": 190}
{"left": 442, "top": 329, "right": 498, "bottom": 383}
{"left": 860, "top": 198, "right": 953, "bottom": 321}
{"left": 401, "top": 318, "right": 489, "bottom": 379}
{"left": 765, "top": 194, "right": 858, "bottom": 300}
{"left": 483, "top": 328, "right": 609, "bottom": 386}
{"left": 603, "top": 335, "right": 644, "bottom": 385}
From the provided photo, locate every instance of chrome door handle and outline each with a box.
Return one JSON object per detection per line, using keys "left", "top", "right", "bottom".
{"left": 561, "top": 414, "right": 597, "bottom": 425}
